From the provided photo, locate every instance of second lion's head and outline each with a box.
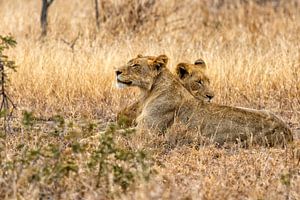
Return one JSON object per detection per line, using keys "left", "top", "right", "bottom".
{"left": 175, "top": 59, "right": 214, "bottom": 102}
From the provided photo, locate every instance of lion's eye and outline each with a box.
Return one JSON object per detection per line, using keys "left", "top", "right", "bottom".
{"left": 132, "top": 64, "right": 140, "bottom": 68}
{"left": 196, "top": 80, "right": 204, "bottom": 85}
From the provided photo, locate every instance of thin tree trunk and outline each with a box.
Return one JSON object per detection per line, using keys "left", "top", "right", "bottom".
{"left": 94, "top": 0, "right": 100, "bottom": 30}
{"left": 40, "top": 0, "right": 55, "bottom": 37}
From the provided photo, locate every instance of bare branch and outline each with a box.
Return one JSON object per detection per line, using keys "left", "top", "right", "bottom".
{"left": 61, "top": 32, "right": 81, "bottom": 52}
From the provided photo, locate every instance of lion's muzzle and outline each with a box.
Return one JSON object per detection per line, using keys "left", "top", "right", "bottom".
{"left": 115, "top": 70, "right": 133, "bottom": 88}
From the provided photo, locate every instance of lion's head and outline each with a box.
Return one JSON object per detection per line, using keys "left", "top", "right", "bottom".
{"left": 175, "top": 59, "right": 214, "bottom": 102}
{"left": 115, "top": 54, "right": 168, "bottom": 90}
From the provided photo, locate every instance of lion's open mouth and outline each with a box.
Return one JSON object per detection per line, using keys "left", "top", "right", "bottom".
{"left": 117, "top": 79, "right": 132, "bottom": 85}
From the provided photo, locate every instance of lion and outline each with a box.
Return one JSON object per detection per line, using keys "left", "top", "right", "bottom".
{"left": 175, "top": 58, "right": 214, "bottom": 101}
{"left": 116, "top": 57, "right": 214, "bottom": 127}
{"left": 115, "top": 54, "right": 293, "bottom": 147}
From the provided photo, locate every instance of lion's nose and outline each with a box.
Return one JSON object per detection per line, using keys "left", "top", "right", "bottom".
{"left": 115, "top": 70, "right": 122, "bottom": 76}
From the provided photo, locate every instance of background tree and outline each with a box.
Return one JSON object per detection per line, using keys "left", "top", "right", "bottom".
{"left": 41, "top": 0, "right": 55, "bottom": 37}
{"left": 94, "top": 0, "right": 100, "bottom": 30}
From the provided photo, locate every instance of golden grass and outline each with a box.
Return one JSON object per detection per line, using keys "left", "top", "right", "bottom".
{"left": 0, "top": 0, "right": 299, "bottom": 199}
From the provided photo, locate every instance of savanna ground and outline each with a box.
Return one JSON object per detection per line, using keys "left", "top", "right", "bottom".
{"left": 0, "top": 0, "right": 300, "bottom": 199}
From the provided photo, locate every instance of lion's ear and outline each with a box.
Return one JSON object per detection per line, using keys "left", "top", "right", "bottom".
{"left": 156, "top": 55, "right": 168, "bottom": 65}
{"left": 194, "top": 59, "right": 207, "bottom": 69}
{"left": 154, "top": 54, "right": 168, "bottom": 71}
{"left": 137, "top": 54, "right": 143, "bottom": 58}
{"left": 176, "top": 63, "right": 190, "bottom": 79}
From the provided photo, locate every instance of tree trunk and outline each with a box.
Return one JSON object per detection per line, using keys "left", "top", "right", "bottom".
{"left": 94, "top": 0, "right": 100, "bottom": 30}
{"left": 40, "top": 0, "right": 55, "bottom": 37}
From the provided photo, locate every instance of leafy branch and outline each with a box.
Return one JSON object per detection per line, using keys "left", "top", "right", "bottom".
{"left": 0, "top": 35, "right": 17, "bottom": 133}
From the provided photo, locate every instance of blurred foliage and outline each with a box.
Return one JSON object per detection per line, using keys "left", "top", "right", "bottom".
{"left": 0, "top": 35, "right": 17, "bottom": 75}
{"left": 88, "top": 124, "right": 152, "bottom": 191}
{"left": 0, "top": 111, "right": 153, "bottom": 199}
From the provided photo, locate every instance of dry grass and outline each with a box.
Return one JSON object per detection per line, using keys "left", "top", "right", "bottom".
{"left": 0, "top": 0, "right": 300, "bottom": 199}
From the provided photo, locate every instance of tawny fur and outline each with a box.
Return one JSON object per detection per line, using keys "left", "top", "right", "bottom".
{"left": 117, "top": 57, "right": 214, "bottom": 127}
{"left": 115, "top": 55, "right": 293, "bottom": 147}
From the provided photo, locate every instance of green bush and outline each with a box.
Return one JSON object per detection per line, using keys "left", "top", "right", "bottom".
{"left": 0, "top": 112, "right": 153, "bottom": 199}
